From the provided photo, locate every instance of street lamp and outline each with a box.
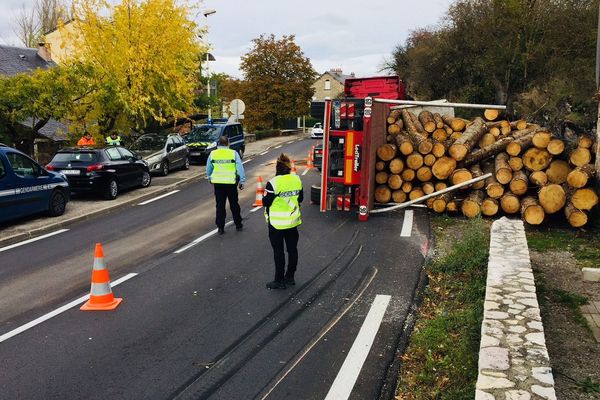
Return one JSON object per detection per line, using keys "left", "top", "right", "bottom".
{"left": 203, "top": 9, "right": 216, "bottom": 122}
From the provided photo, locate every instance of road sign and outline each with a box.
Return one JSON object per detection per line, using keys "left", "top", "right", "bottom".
{"left": 230, "top": 99, "right": 245, "bottom": 115}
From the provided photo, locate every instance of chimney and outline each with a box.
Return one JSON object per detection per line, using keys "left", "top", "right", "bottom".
{"left": 350, "top": 72, "right": 355, "bottom": 77}
{"left": 37, "top": 43, "right": 52, "bottom": 62}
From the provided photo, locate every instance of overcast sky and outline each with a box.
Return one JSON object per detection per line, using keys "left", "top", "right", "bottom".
{"left": 0, "top": 0, "right": 455, "bottom": 78}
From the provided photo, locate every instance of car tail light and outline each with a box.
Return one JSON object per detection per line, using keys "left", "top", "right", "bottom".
{"left": 86, "top": 163, "right": 104, "bottom": 172}
{"left": 46, "top": 164, "right": 55, "bottom": 171}
{"left": 315, "top": 149, "right": 323, "bottom": 155}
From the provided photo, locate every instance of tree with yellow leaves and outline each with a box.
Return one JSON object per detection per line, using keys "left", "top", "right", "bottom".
{"left": 64, "top": 0, "right": 205, "bottom": 135}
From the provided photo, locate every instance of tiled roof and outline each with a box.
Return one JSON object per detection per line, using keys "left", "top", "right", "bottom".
{"left": 22, "top": 118, "right": 69, "bottom": 142}
{"left": 0, "top": 45, "right": 55, "bottom": 76}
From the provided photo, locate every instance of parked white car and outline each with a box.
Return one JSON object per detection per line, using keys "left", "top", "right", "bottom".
{"left": 310, "top": 123, "right": 323, "bottom": 139}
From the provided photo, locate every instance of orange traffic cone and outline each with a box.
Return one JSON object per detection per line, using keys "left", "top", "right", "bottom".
{"left": 307, "top": 149, "right": 314, "bottom": 169}
{"left": 291, "top": 159, "right": 297, "bottom": 174}
{"left": 80, "top": 243, "right": 122, "bottom": 311}
{"left": 252, "top": 176, "right": 265, "bottom": 207}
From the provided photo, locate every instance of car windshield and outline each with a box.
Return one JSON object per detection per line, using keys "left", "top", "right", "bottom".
{"left": 131, "top": 135, "right": 167, "bottom": 151}
{"left": 52, "top": 152, "right": 97, "bottom": 163}
{"left": 186, "top": 126, "right": 222, "bottom": 142}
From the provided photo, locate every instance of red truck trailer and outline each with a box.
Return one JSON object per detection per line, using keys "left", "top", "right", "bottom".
{"left": 318, "top": 76, "right": 405, "bottom": 221}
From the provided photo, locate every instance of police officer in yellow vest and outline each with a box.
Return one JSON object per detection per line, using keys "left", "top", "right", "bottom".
{"left": 106, "top": 132, "right": 122, "bottom": 146}
{"left": 206, "top": 136, "right": 245, "bottom": 234}
{"left": 263, "top": 154, "right": 303, "bottom": 289}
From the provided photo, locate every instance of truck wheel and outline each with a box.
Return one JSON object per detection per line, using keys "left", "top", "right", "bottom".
{"left": 48, "top": 189, "right": 67, "bottom": 217}
{"left": 310, "top": 184, "right": 321, "bottom": 205}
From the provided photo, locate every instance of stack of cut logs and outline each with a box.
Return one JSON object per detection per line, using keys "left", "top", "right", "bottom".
{"left": 375, "top": 108, "right": 599, "bottom": 227}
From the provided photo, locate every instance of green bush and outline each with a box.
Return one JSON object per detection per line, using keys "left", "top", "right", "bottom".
{"left": 253, "top": 129, "right": 281, "bottom": 140}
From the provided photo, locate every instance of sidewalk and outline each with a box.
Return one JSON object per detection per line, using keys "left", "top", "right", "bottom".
{"left": 0, "top": 132, "right": 309, "bottom": 247}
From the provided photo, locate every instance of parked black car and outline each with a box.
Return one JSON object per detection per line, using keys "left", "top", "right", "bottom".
{"left": 47, "top": 146, "right": 151, "bottom": 200}
{"left": 130, "top": 133, "right": 189, "bottom": 176}
{"left": 184, "top": 122, "right": 245, "bottom": 164}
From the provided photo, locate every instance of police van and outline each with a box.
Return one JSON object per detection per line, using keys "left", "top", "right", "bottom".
{"left": 0, "top": 144, "right": 70, "bottom": 224}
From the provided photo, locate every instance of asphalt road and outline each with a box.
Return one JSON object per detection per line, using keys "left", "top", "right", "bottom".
{"left": 0, "top": 137, "right": 430, "bottom": 400}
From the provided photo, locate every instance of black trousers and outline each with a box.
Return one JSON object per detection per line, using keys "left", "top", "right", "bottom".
{"left": 268, "top": 225, "right": 299, "bottom": 282}
{"left": 213, "top": 183, "right": 242, "bottom": 228}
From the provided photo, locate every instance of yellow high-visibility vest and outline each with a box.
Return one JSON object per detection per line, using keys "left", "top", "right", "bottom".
{"left": 210, "top": 148, "right": 237, "bottom": 184}
{"left": 266, "top": 174, "right": 302, "bottom": 229}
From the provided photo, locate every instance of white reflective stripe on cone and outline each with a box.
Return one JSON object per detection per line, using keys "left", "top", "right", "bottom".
{"left": 93, "top": 257, "right": 106, "bottom": 270}
{"left": 90, "top": 282, "right": 112, "bottom": 296}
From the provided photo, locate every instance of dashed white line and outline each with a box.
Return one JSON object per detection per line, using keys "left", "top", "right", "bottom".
{"left": 274, "top": 145, "right": 282, "bottom": 149}
{"left": 174, "top": 221, "right": 234, "bottom": 254}
{"left": 259, "top": 151, "right": 268, "bottom": 155}
{"left": 324, "top": 294, "right": 392, "bottom": 400}
{"left": 243, "top": 159, "right": 252, "bottom": 164}
{"left": 249, "top": 206, "right": 263, "bottom": 213}
{"left": 137, "top": 190, "right": 180, "bottom": 205}
{"left": 0, "top": 273, "right": 138, "bottom": 343}
{"left": 301, "top": 168, "right": 309, "bottom": 176}
{"left": 400, "top": 210, "right": 414, "bottom": 237}
{"left": 0, "top": 229, "right": 69, "bottom": 253}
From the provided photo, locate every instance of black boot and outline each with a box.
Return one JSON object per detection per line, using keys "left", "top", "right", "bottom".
{"left": 266, "top": 280, "right": 286, "bottom": 289}
{"left": 284, "top": 273, "right": 295, "bottom": 286}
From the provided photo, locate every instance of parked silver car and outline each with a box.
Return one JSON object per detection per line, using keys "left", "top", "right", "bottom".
{"left": 130, "top": 133, "right": 190, "bottom": 176}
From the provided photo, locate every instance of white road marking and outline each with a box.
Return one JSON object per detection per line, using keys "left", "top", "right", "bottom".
{"left": 0, "top": 273, "right": 138, "bottom": 343}
{"left": 301, "top": 168, "right": 309, "bottom": 176}
{"left": 0, "top": 229, "right": 69, "bottom": 253}
{"left": 274, "top": 145, "right": 282, "bottom": 149}
{"left": 400, "top": 210, "right": 414, "bottom": 237}
{"left": 174, "top": 221, "right": 234, "bottom": 254}
{"left": 137, "top": 190, "right": 180, "bottom": 205}
{"left": 324, "top": 294, "right": 392, "bottom": 400}
{"left": 259, "top": 151, "right": 268, "bottom": 155}
{"left": 243, "top": 159, "right": 252, "bottom": 164}
{"left": 250, "top": 206, "right": 262, "bottom": 213}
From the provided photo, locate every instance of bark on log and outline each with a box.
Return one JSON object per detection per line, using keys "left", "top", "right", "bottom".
{"left": 469, "top": 164, "right": 486, "bottom": 190}
{"left": 461, "top": 190, "right": 484, "bottom": 218}
{"left": 387, "top": 120, "right": 404, "bottom": 135}
{"left": 506, "top": 133, "right": 534, "bottom": 156}
{"left": 522, "top": 148, "right": 552, "bottom": 171}
{"left": 546, "top": 160, "right": 572, "bottom": 185}
{"left": 521, "top": 196, "right": 545, "bottom": 225}
{"left": 509, "top": 170, "right": 528, "bottom": 196}
{"left": 566, "top": 164, "right": 595, "bottom": 189}
{"left": 375, "top": 185, "right": 392, "bottom": 203}
{"left": 419, "top": 111, "right": 436, "bottom": 133}
{"left": 387, "top": 109, "right": 402, "bottom": 125}
{"left": 432, "top": 156, "right": 457, "bottom": 180}
{"left": 395, "top": 134, "right": 414, "bottom": 156}
{"left": 538, "top": 184, "right": 566, "bottom": 214}
{"left": 495, "top": 152, "right": 513, "bottom": 184}
{"left": 409, "top": 111, "right": 425, "bottom": 133}
{"left": 433, "top": 113, "right": 444, "bottom": 129}
{"left": 565, "top": 202, "right": 588, "bottom": 227}
{"left": 377, "top": 143, "right": 397, "bottom": 162}
{"left": 500, "top": 191, "right": 521, "bottom": 214}
{"left": 449, "top": 117, "right": 487, "bottom": 161}
{"left": 483, "top": 161, "right": 504, "bottom": 198}
{"left": 443, "top": 115, "right": 467, "bottom": 132}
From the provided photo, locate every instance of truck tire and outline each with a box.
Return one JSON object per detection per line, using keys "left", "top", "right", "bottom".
{"left": 310, "top": 184, "right": 321, "bottom": 205}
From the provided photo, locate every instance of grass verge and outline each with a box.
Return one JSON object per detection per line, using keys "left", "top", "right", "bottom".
{"left": 395, "top": 217, "right": 489, "bottom": 400}
{"left": 526, "top": 226, "right": 600, "bottom": 269}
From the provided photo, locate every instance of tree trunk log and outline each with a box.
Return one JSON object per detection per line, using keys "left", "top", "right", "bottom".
{"left": 569, "top": 146, "right": 592, "bottom": 167}
{"left": 435, "top": 182, "right": 448, "bottom": 191}
{"left": 547, "top": 139, "right": 565, "bottom": 155}
{"left": 422, "top": 182, "right": 435, "bottom": 195}
{"left": 409, "top": 187, "right": 425, "bottom": 201}
{"left": 419, "top": 110, "right": 436, "bottom": 133}
{"left": 416, "top": 166, "right": 433, "bottom": 182}
{"left": 510, "top": 120, "right": 528, "bottom": 130}
{"left": 432, "top": 128, "right": 448, "bottom": 142}
{"left": 377, "top": 143, "right": 397, "bottom": 162}
{"left": 482, "top": 197, "right": 499, "bottom": 216}
{"left": 538, "top": 184, "right": 566, "bottom": 214}
{"left": 401, "top": 181, "right": 413, "bottom": 193}
{"left": 432, "top": 156, "right": 457, "bottom": 180}
{"left": 387, "top": 109, "right": 402, "bottom": 125}
{"left": 522, "top": 148, "right": 552, "bottom": 172}
{"left": 546, "top": 160, "right": 572, "bottom": 185}
{"left": 449, "top": 117, "right": 487, "bottom": 161}
{"left": 566, "top": 164, "right": 595, "bottom": 189}
{"left": 389, "top": 158, "right": 405, "bottom": 174}
{"left": 376, "top": 171, "right": 389, "bottom": 185}
{"left": 509, "top": 170, "right": 528, "bottom": 196}
{"left": 443, "top": 115, "right": 467, "bottom": 132}
{"left": 431, "top": 141, "right": 447, "bottom": 158}
{"left": 461, "top": 190, "right": 484, "bottom": 218}
{"left": 401, "top": 169, "right": 416, "bottom": 182}
{"left": 395, "top": 134, "right": 414, "bottom": 156}
{"left": 483, "top": 161, "right": 504, "bottom": 198}
{"left": 578, "top": 136, "right": 594, "bottom": 149}
{"left": 509, "top": 156, "right": 523, "bottom": 171}
{"left": 530, "top": 171, "right": 548, "bottom": 187}
{"left": 571, "top": 187, "right": 599, "bottom": 211}
{"left": 375, "top": 185, "right": 392, "bottom": 203}
{"left": 500, "top": 191, "right": 521, "bottom": 214}
{"left": 387, "top": 174, "right": 403, "bottom": 190}
{"left": 470, "top": 163, "right": 486, "bottom": 189}
{"left": 521, "top": 196, "right": 545, "bottom": 225}
{"left": 433, "top": 113, "right": 445, "bottom": 129}
{"left": 406, "top": 152, "right": 424, "bottom": 170}
{"left": 392, "top": 190, "right": 407, "bottom": 203}
{"left": 564, "top": 202, "right": 588, "bottom": 227}
{"left": 375, "top": 161, "right": 386, "bottom": 171}
{"left": 484, "top": 109, "right": 500, "bottom": 121}
{"left": 432, "top": 192, "right": 452, "bottom": 213}
{"left": 450, "top": 168, "right": 473, "bottom": 187}
{"left": 495, "top": 152, "right": 513, "bottom": 184}
{"left": 532, "top": 131, "right": 552, "bottom": 149}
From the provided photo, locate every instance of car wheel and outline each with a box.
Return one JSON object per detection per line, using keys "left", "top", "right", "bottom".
{"left": 141, "top": 170, "right": 152, "bottom": 188}
{"left": 182, "top": 156, "right": 190, "bottom": 170}
{"left": 48, "top": 189, "right": 67, "bottom": 217}
{"left": 160, "top": 160, "right": 169, "bottom": 176}
{"left": 104, "top": 178, "right": 119, "bottom": 200}
{"left": 310, "top": 184, "right": 321, "bottom": 205}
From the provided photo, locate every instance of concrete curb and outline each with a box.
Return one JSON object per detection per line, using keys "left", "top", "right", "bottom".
{"left": 0, "top": 136, "right": 304, "bottom": 248}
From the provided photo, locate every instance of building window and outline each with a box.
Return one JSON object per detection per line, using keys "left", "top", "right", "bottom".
{"left": 324, "top": 79, "right": 331, "bottom": 90}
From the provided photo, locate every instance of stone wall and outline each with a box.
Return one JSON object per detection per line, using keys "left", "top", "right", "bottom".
{"left": 475, "top": 218, "right": 557, "bottom": 400}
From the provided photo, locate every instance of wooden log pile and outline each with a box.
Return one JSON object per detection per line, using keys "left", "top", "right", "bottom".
{"left": 376, "top": 108, "right": 599, "bottom": 227}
